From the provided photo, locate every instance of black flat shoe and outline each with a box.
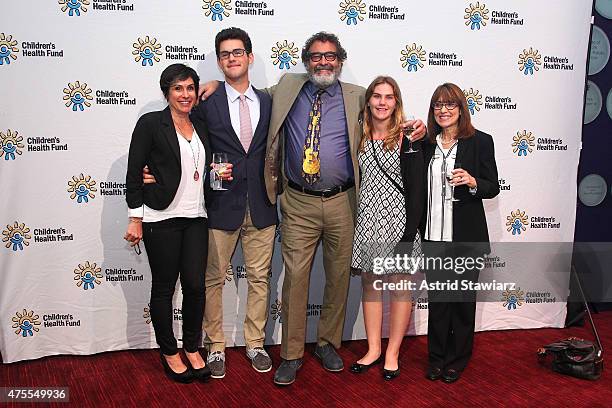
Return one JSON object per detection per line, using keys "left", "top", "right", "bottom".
{"left": 442, "top": 368, "right": 461, "bottom": 383}
{"left": 383, "top": 365, "right": 401, "bottom": 381}
{"left": 160, "top": 353, "right": 194, "bottom": 384}
{"left": 425, "top": 366, "right": 442, "bottom": 381}
{"left": 349, "top": 355, "right": 382, "bottom": 374}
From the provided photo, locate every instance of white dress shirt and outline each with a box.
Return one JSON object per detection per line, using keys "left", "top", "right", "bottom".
{"left": 225, "top": 81, "right": 260, "bottom": 142}
{"left": 128, "top": 129, "right": 207, "bottom": 222}
{"left": 425, "top": 135, "right": 458, "bottom": 242}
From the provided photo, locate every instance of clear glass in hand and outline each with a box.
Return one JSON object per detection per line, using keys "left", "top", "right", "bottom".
{"left": 210, "top": 152, "right": 228, "bottom": 191}
{"left": 403, "top": 115, "right": 418, "bottom": 154}
{"left": 445, "top": 161, "right": 461, "bottom": 202}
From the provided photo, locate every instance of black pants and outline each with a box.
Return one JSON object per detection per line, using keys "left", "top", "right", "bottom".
{"left": 143, "top": 217, "right": 208, "bottom": 355}
{"left": 424, "top": 241, "right": 480, "bottom": 372}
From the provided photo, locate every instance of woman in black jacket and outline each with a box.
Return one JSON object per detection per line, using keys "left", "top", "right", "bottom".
{"left": 124, "top": 64, "right": 212, "bottom": 383}
{"left": 349, "top": 76, "right": 424, "bottom": 380}
{"left": 419, "top": 82, "right": 499, "bottom": 384}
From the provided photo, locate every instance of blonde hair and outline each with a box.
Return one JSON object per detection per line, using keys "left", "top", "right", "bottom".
{"left": 359, "top": 76, "right": 405, "bottom": 152}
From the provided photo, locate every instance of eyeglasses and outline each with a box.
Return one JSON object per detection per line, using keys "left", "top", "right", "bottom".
{"left": 133, "top": 242, "right": 142, "bottom": 255}
{"left": 308, "top": 52, "right": 338, "bottom": 62}
{"left": 218, "top": 48, "right": 247, "bottom": 59}
{"left": 432, "top": 102, "right": 458, "bottom": 110}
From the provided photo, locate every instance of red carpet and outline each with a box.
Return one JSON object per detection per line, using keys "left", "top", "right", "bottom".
{"left": 1, "top": 311, "right": 611, "bottom": 407}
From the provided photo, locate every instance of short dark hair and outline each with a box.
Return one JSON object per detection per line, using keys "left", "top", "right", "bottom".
{"left": 215, "top": 27, "right": 252, "bottom": 58}
{"left": 301, "top": 32, "right": 347, "bottom": 64}
{"left": 159, "top": 64, "right": 199, "bottom": 99}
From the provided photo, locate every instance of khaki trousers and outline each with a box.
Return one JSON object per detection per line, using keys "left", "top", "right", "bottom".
{"left": 203, "top": 207, "right": 276, "bottom": 352}
{"left": 279, "top": 186, "right": 356, "bottom": 360}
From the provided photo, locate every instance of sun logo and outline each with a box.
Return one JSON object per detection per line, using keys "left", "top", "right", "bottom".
{"left": 339, "top": 0, "right": 366, "bottom": 25}
{"left": 464, "top": 2, "right": 489, "bottom": 30}
{"left": 270, "top": 299, "right": 282, "bottom": 323}
{"left": 202, "top": 0, "right": 232, "bottom": 21}
{"left": 2, "top": 222, "right": 31, "bottom": 251}
{"left": 502, "top": 287, "right": 525, "bottom": 310}
{"left": 132, "top": 36, "right": 162, "bottom": 67}
{"left": 0, "top": 33, "right": 19, "bottom": 65}
{"left": 225, "top": 263, "right": 233, "bottom": 283}
{"left": 506, "top": 209, "right": 529, "bottom": 236}
{"left": 63, "top": 81, "right": 93, "bottom": 112}
{"left": 143, "top": 304, "right": 152, "bottom": 324}
{"left": 12, "top": 309, "right": 41, "bottom": 337}
{"left": 73, "top": 261, "right": 103, "bottom": 290}
{"left": 400, "top": 44, "right": 426, "bottom": 72}
{"left": 58, "top": 0, "right": 90, "bottom": 17}
{"left": 0, "top": 130, "right": 25, "bottom": 161}
{"left": 463, "top": 88, "right": 483, "bottom": 115}
{"left": 271, "top": 40, "right": 299, "bottom": 70}
{"left": 518, "top": 47, "right": 542, "bottom": 75}
{"left": 67, "top": 173, "right": 97, "bottom": 203}
{"left": 512, "top": 130, "right": 536, "bottom": 157}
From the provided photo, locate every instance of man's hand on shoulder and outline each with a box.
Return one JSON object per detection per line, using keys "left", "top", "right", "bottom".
{"left": 199, "top": 80, "right": 219, "bottom": 101}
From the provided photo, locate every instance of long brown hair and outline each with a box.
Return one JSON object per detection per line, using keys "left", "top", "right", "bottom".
{"left": 359, "top": 76, "right": 405, "bottom": 152}
{"left": 426, "top": 83, "right": 475, "bottom": 143}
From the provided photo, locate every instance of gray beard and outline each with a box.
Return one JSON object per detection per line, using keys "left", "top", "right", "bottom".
{"left": 307, "top": 68, "right": 340, "bottom": 88}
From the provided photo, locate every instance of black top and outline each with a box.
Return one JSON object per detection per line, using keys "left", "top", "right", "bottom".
{"left": 126, "top": 106, "right": 211, "bottom": 212}
{"left": 418, "top": 129, "right": 499, "bottom": 254}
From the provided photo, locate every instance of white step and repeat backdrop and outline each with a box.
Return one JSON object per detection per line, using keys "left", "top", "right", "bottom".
{"left": 0, "top": 1, "right": 593, "bottom": 362}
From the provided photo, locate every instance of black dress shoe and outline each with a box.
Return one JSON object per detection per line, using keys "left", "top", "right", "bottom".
{"left": 425, "top": 366, "right": 442, "bottom": 381}
{"left": 442, "top": 368, "right": 461, "bottom": 383}
{"left": 383, "top": 364, "right": 400, "bottom": 381}
{"left": 273, "top": 358, "right": 303, "bottom": 386}
{"left": 160, "top": 354, "right": 194, "bottom": 384}
{"left": 350, "top": 355, "right": 382, "bottom": 373}
{"left": 314, "top": 344, "right": 344, "bottom": 372}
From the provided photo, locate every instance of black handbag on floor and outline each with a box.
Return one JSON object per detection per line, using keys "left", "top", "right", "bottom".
{"left": 538, "top": 337, "right": 603, "bottom": 380}
{"left": 537, "top": 267, "right": 604, "bottom": 380}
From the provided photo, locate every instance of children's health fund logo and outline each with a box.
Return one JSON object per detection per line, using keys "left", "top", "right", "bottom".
{"left": 67, "top": 173, "right": 97, "bottom": 203}
{"left": 506, "top": 209, "right": 561, "bottom": 236}
{"left": 464, "top": 3, "right": 524, "bottom": 30}
{"left": 201, "top": 0, "right": 275, "bottom": 20}
{"left": 463, "top": 88, "right": 517, "bottom": 116}
{"left": 511, "top": 130, "right": 567, "bottom": 157}
{"left": 2, "top": 222, "right": 31, "bottom": 251}
{"left": 74, "top": 261, "right": 103, "bottom": 290}
{"left": 0, "top": 130, "right": 24, "bottom": 161}
{"left": 59, "top": 0, "right": 135, "bottom": 15}
{"left": 400, "top": 44, "right": 463, "bottom": 72}
{"left": 270, "top": 40, "right": 299, "bottom": 70}
{"left": 338, "top": 1, "right": 405, "bottom": 25}
{"left": 12, "top": 309, "right": 41, "bottom": 337}
{"left": 0, "top": 33, "right": 19, "bottom": 65}
{"left": 518, "top": 47, "right": 574, "bottom": 76}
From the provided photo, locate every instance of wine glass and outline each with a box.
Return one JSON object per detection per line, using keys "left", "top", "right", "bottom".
{"left": 446, "top": 161, "right": 461, "bottom": 202}
{"left": 210, "top": 152, "right": 228, "bottom": 191}
{"left": 403, "top": 114, "right": 418, "bottom": 154}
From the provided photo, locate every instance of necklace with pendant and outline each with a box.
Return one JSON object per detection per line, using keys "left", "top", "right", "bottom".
{"left": 176, "top": 120, "right": 199, "bottom": 182}
{"left": 187, "top": 136, "right": 200, "bottom": 181}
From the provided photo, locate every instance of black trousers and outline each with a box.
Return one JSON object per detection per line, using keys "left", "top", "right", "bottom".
{"left": 424, "top": 240, "right": 480, "bottom": 372}
{"left": 143, "top": 217, "right": 208, "bottom": 355}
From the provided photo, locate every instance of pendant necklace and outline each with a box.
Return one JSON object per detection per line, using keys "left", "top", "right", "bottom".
{"left": 176, "top": 119, "right": 199, "bottom": 181}
{"left": 188, "top": 136, "right": 200, "bottom": 181}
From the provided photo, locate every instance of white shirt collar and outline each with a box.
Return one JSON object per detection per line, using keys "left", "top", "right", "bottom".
{"left": 224, "top": 81, "right": 256, "bottom": 103}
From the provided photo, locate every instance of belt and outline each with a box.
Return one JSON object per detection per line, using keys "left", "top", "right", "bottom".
{"left": 288, "top": 179, "right": 354, "bottom": 198}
